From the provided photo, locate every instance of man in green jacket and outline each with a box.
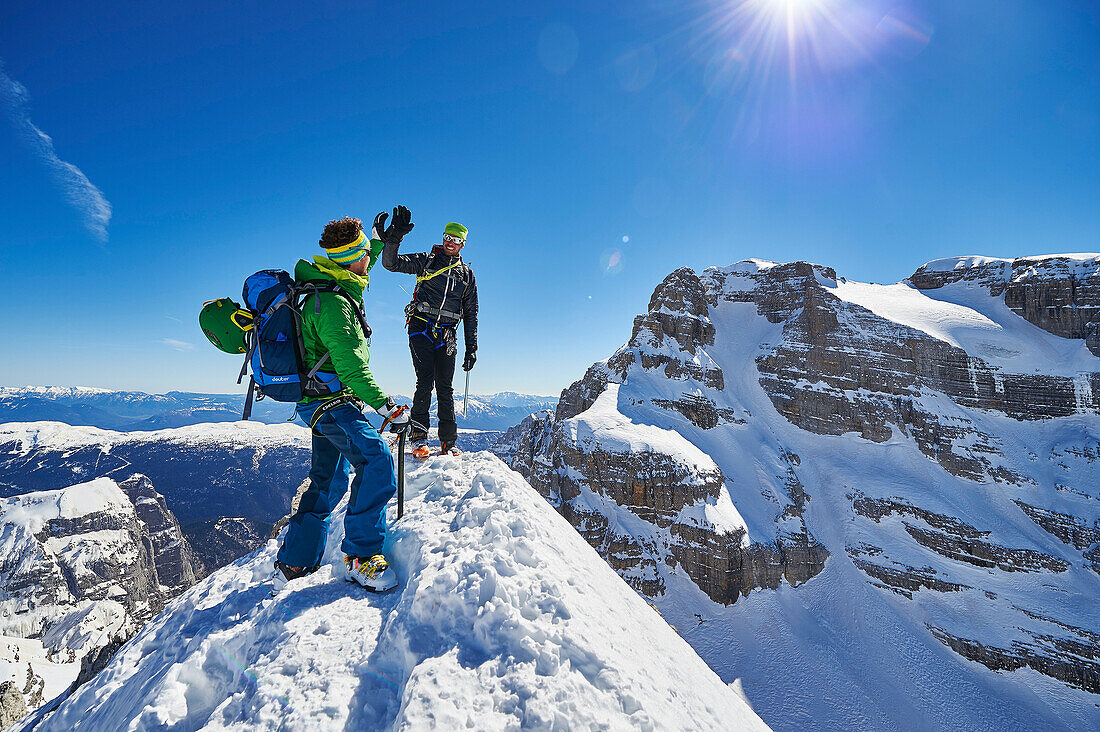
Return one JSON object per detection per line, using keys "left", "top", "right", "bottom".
{"left": 273, "top": 215, "right": 409, "bottom": 593}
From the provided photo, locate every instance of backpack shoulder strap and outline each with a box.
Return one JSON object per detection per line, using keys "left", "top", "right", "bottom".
{"left": 294, "top": 279, "right": 372, "bottom": 339}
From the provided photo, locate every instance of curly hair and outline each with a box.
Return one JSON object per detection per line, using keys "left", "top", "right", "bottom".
{"left": 319, "top": 216, "right": 363, "bottom": 248}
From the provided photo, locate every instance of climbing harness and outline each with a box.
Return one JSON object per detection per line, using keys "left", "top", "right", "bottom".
{"left": 306, "top": 393, "right": 363, "bottom": 434}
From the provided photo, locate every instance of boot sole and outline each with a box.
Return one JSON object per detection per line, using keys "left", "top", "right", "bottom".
{"left": 344, "top": 575, "right": 398, "bottom": 592}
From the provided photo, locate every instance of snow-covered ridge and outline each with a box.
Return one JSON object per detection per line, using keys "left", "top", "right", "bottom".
{"left": 31, "top": 453, "right": 766, "bottom": 731}
{"left": 909, "top": 253, "right": 1100, "bottom": 296}
{"left": 0, "top": 420, "right": 310, "bottom": 456}
{"left": 917, "top": 253, "right": 1100, "bottom": 275}
{"left": 0, "top": 386, "right": 117, "bottom": 398}
{"left": 830, "top": 279, "right": 1097, "bottom": 376}
{"left": 1, "top": 477, "right": 129, "bottom": 533}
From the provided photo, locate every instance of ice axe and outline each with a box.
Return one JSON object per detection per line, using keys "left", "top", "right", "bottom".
{"left": 463, "top": 370, "right": 469, "bottom": 418}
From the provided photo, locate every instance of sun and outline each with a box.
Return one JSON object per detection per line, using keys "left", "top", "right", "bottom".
{"left": 703, "top": 0, "right": 871, "bottom": 86}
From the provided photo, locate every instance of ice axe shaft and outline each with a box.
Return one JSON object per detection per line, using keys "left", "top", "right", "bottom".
{"left": 397, "top": 430, "right": 405, "bottom": 519}
{"left": 463, "top": 371, "right": 469, "bottom": 418}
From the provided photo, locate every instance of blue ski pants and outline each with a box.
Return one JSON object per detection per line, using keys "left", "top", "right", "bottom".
{"left": 277, "top": 401, "right": 396, "bottom": 568}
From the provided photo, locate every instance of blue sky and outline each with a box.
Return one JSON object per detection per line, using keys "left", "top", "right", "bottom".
{"left": 1, "top": 0, "right": 1097, "bottom": 397}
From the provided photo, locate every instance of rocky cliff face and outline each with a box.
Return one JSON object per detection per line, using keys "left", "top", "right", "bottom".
{"left": 495, "top": 254, "right": 1100, "bottom": 726}
{"left": 706, "top": 259, "right": 1100, "bottom": 482}
{"left": 503, "top": 264, "right": 833, "bottom": 605}
{"left": 118, "top": 474, "right": 199, "bottom": 591}
{"left": 0, "top": 475, "right": 199, "bottom": 723}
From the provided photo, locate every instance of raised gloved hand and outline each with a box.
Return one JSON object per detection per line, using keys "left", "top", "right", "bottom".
{"left": 372, "top": 206, "right": 414, "bottom": 246}
{"left": 462, "top": 350, "right": 477, "bottom": 372}
{"left": 374, "top": 397, "right": 411, "bottom": 433}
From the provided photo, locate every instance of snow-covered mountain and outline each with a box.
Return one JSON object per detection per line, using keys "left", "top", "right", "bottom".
{"left": 0, "top": 387, "right": 555, "bottom": 433}
{"left": 0, "top": 422, "right": 310, "bottom": 574}
{"left": 0, "top": 475, "right": 200, "bottom": 721}
{"left": 496, "top": 254, "right": 1100, "bottom": 730}
{"left": 20, "top": 453, "right": 766, "bottom": 731}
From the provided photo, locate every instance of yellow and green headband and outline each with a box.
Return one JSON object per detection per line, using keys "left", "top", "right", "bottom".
{"left": 322, "top": 229, "right": 368, "bottom": 265}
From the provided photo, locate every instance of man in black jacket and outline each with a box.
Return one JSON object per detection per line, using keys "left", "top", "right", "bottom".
{"left": 377, "top": 206, "right": 478, "bottom": 456}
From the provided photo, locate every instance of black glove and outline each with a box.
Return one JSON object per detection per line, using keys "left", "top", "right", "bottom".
{"left": 391, "top": 205, "right": 414, "bottom": 239}
{"left": 462, "top": 350, "right": 476, "bottom": 371}
{"left": 372, "top": 206, "right": 414, "bottom": 246}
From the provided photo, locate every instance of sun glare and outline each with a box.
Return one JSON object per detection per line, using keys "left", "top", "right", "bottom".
{"left": 685, "top": 0, "right": 934, "bottom": 161}
{"left": 700, "top": 0, "right": 926, "bottom": 90}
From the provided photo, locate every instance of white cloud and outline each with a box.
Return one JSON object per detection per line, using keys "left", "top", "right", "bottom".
{"left": 158, "top": 338, "right": 194, "bottom": 352}
{"left": 0, "top": 62, "right": 112, "bottom": 243}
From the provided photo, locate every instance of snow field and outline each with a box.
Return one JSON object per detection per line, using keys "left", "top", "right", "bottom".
{"left": 37, "top": 452, "right": 767, "bottom": 731}
{"left": 562, "top": 384, "right": 720, "bottom": 480}
{"left": 831, "top": 279, "right": 1098, "bottom": 376}
{"left": 0, "top": 477, "right": 130, "bottom": 534}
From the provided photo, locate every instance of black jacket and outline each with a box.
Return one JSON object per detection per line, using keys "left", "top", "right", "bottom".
{"left": 382, "top": 241, "right": 478, "bottom": 352}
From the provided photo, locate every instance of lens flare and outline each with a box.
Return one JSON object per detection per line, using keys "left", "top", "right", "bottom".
{"left": 876, "top": 9, "right": 934, "bottom": 59}
{"left": 601, "top": 249, "right": 625, "bottom": 275}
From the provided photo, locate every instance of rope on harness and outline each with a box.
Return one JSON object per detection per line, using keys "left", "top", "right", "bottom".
{"left": 415, "top": 260, "right": 462, "bottom": 284}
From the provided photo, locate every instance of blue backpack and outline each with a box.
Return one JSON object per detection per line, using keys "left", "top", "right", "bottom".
{"left": 237, "top": 270, "right": 371, "bottom": 419}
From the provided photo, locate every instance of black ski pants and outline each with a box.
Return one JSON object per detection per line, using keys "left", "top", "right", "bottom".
{"left": 410, "top": 335, "right": 457, "bottom": 444}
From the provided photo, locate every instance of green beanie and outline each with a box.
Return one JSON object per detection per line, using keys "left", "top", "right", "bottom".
{"left": 443, "top": 222, "right": 468, "bottom": 242}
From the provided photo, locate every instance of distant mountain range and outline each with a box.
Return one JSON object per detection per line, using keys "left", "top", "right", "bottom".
{"left": 0, "top": 387, "right": 555, "bottom": 432}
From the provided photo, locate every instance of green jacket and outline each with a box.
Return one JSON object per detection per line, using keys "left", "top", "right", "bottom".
{"left": 294, "top": 247, "right": 387, "bottom": 409}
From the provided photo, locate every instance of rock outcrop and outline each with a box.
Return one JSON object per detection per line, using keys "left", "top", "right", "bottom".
{"left": 0, "top": 680, "right": 27, "bottom": 730}
{"left": 117, "top": 474, "right": 199, "bottom": 590}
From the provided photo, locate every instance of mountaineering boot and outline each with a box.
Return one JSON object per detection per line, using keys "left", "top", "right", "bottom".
{"left": 440, "top": 440, "right": 462, "bottom": 456}
{"left": 272, "top": 561, "right": 319, "bottom": 592}
{"left": 344, "top": 554, "right": 398, "bottom": 592}
{"left": 410, "top": 430, "right": 430, "bottom": 459}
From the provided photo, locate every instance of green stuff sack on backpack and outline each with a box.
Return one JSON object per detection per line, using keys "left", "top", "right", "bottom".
{"left": 199, "top": 298, "right": 254, "bottom": 354}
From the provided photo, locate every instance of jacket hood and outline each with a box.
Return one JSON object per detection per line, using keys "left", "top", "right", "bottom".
{"left": 294, "top": 256, "right": 368, "bottom": 299}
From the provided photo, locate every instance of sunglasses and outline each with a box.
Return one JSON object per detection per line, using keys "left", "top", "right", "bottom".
{"left": 442, "top": 234, "right": 465, "bottom": 247}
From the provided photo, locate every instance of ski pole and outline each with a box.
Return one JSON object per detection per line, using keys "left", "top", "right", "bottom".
{"left": 397, "top": 429, "right": 405, "bottom": 520}
{"left": 463, "top": 370, "right": 469, "bottom": 418}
